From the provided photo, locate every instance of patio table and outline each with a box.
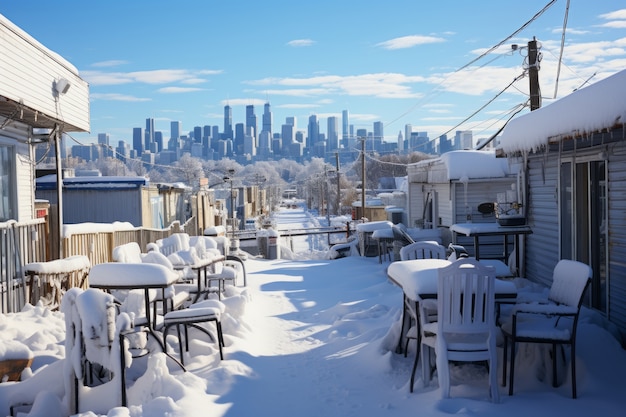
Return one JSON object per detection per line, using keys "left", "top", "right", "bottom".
{"left": 387, "top": 258, "right": 517, "bottom": 353}
{"left": 450, "top": 222, "right": 532, "bottom": 276}
{"left": 89, "top": 262, "right": 180, "bottom": 353}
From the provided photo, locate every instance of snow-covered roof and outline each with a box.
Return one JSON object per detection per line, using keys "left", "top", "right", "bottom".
{"left": 498, "top": 69, "right": 626, "bottom": 154}
{"left": 410, "top": 150, "right": 514, "bottom": 180}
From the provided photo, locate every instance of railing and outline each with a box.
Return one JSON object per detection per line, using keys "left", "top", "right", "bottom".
{"left": 1, "top": 219, "right": 48, "bottom": 313}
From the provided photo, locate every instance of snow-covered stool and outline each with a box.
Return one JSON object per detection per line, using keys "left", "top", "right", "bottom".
{"left": 204, "top": 265, "right": 238, "bottom": 300}
{"left": 162, "top": 305, "right": 224, "bottom": 364}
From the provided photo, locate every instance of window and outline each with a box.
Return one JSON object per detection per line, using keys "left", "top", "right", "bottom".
{"left": 0, "top": 145, "right": 15, "bottom": 222}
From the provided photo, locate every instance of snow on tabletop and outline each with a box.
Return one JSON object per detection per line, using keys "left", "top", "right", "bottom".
{"left": 356, "top": 221, "right": 393, "bottom": 232}
{"left": 24, "top": 255, "right": 90, "bottom": 274}
{"left": 498, "top": 68, "right": 626, "bottom": 154}
{"left": 0, "top": 340, "right": 33, "bottom": 360}
{"left": 89, "top": 262, "right": 179, "bottom": 287}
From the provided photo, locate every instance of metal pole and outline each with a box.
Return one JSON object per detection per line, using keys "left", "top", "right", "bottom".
{"left": 54, "top": 126, "right": 64, "bottom": 259}
{"left": 361, "top": 137, "right": 366, "bottom": 221}
{"left": 335, "top": 152, "right": 340, "bottom": 215}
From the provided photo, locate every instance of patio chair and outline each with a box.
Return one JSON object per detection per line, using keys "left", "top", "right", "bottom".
{"left": 500, "top": 259, "right": 592, "bottom": 398}
{"left": 420, "top": 258, "right": 499, "bottom": 402}
{"left": 400, "top": 241, "right": 447, "bottom": 392}
{"left": 162, "top": 299, "right": 225, "bottom": 364}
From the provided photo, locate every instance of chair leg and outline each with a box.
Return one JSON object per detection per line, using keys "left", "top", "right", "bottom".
{"left": 502, "top": 335, "right": 509, "bottom": 387}
{"left": 508, "top": 338, "right": 516, "bottom": 396}
{"left": 552, "top": 343, "right": 558, "bottom": 388}
{"left": 571, "top": 342, "right": 577, "bottom": 399}
{"left": 409, "top": 342, "right": 420, "bottom": 392}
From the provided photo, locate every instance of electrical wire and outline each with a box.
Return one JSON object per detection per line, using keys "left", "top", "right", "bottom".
{"left": 553, "top": 0, "right": 570, "bottom": 98}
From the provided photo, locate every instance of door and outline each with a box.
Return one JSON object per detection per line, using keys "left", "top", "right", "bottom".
{"left": 560, "top": 158, "right": 607, "bottom": 312}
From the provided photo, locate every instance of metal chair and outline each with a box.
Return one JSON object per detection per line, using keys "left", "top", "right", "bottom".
{"left": 500, "top": 259, "right": 592, "bottom": 398}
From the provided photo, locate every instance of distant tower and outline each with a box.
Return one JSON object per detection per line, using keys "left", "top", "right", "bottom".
{"left": 397, "top": 130, "right": 403, "bottom": 154}
{"left": 342, "top": 109, "right": 349, "bottom": 148}
{"left": 97, "top": 133, "right": 109, "bottom": 147}
{"left": 262, "top": 102, "right": 273, "bottom": 136}
{"left": 246, "top": 104, "right": 257, "bottom": 145}
{"left": 145, "top": 118, "right": 155, "bottom": 153}
{"left": 170, "top": 121, "right": 182, "bottom": 150}
{"left": 307, "top": 114, "right": 319, "bottom": 148}
{"left": 224, "top": 105, "right": 233, "bottom": 140}
{"left": 327, "top": 116, "right": 339, "bottom": 151}
{"left": 132, "top": 127, "right": 143, "bottom": 155}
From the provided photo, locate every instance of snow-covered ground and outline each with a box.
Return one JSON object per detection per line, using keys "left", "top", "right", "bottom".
{"left": 0, "top": 207, "right": 625, "bottom": 416}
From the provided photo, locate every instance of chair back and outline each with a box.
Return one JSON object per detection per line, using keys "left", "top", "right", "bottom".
{"left": 548, "top": 259, "right": 592, "bottom": 307}
{"left": 400, "top": 241, "right": 446, "bottom": 261}
{"left": 437, "top": 258, "right": 496, "bottom": 335}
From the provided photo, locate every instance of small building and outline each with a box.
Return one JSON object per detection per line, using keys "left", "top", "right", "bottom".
{"left": 497, "top": 68, "right": 626, "bottom": 337}
{"left": 406, "top": 150, "right": 521, "bottom": 257}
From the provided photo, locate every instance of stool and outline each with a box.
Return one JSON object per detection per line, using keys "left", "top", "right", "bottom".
{"left": 162, "top": 306, "right": 224, "bottom": 364}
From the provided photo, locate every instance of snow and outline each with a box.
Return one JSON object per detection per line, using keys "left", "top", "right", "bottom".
{"left": 1, "top": 207, "right": 626, "bottom": 416}
{"left": 498, "top": 69, "right": 626, "bottom": 154}
{"left": 412, "top": 150, "right": 515, "bottom": 180}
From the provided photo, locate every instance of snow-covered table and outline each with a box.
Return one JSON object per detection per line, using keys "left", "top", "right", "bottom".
{"left": 24, "top": 255, "right": 91, "bottom": 309}
{"left": 450, "top": 222, "right": 532, "bottom": 275}
{"left": 387, "top": 258, "right": 517, "bottom": 353}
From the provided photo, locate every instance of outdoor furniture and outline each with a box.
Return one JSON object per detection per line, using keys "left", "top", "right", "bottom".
{"left": 398, "top": 241, "right": 447, "bottom": 392}
{"left": 24, "top": 255, "right": 91, "bottom": 309}
{"left": 387, "top": 257, "right": 517, "bottom": 392}
{"left": 88, "top": 262, "right": 182, "bottom": 357}
{"left": 420, "top": 258, "right": 499, "bottom": 401}
{"left": 372, "top": 228, "right": 394, "bottom": 263}
{"left": 500, "top": 259, "right": 592, "bottom": 398}
{"left": 450, "top": 222, "right": 532, "bottom": 276}
{"left": 162, "top": 299, "right": 225, "bottom": 364}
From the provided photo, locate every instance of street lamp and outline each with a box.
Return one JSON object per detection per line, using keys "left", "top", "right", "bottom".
{"left": 323, "top": 165, "right": 336, "bottom": 226}
{"left": 223, "top": 169, "right": 236, "bottom": 238}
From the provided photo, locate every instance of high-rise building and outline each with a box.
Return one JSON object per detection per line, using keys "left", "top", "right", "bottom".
{"left": 281, "top": 123, "right": 294, "bottom": 148}
{"left": 97, "top": 133, "right": 109, "bottom": 147}
{"left": 223, "top": 105, "right": 233, "bottom": 140}
{"left": 246, "top": 104, "right": 257, "bottom": 145}
{"left": 342, "top": 110, "right": 349, "bottom": 148}
{"left": 327, "top": 116, "right": 339, "bottom": 151}
{"left": 307, "top": 115, "right": 319, "bottom": 148}
{"left": 132, "top": 127, "right": 143, "bottom": 155}
{"left": 455, "top": 130, "right": 473, "bottom": 149}
{"left": 397, "top": 130, "right": 404, "bottom": 154}
{"left": 262, "top": 102, "right": 272, "bottom": 135}
{"left": 170, "top": 121, "right": 182, "bottom": 151}
{"left": 194, "top": 126, "right": 202, "bottom": 143}
{"left": 145, "top": 118, "right": 155, "bottom": 153}
{"left": 286, "top": 116, "right": 296, "bottom": 127}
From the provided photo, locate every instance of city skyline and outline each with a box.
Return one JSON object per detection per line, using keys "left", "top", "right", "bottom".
{"left": 2, "top": 1, "right": 626, "bottom": 149}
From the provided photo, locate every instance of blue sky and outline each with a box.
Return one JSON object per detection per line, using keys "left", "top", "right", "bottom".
{"left": 2, "top": 1, "right": 626, "bottom": 147}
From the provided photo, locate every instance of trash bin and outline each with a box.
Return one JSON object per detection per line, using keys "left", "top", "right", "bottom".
{"left": 267, "top": 229, "right": 281, "bottom": 260}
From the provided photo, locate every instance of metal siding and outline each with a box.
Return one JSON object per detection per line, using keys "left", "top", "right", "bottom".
{"left": 524, "top": 154, "right": 560, "bottom": 287}
{"left": 407, "top": 182, "right": 425, "bottom": 227}
{"left": 608, "top": 141, "right": 626, "bottom": 330}
{"left": 452, "top": 178, "right": 518, "bottom": 259}
{"left": 63, "top": 189, "right": 143, "bottom": 226}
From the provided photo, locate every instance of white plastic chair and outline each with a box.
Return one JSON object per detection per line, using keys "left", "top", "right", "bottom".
{"left": 500, "top": 259, "right": 592, "bottom": 398}
{"left": 420, "top": 258, "right": 499, "bottom": 402}
{"left": 399, "top": 241, "right": 447, "bottom": 392}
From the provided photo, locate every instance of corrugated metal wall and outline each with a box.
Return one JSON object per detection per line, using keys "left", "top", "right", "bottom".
{"left": 524, "top": 153, "right": 560, "bottom": 287}
{"left": 607, "top": 140, "right": 626, "bottom": 331}
{"left": 452, "top": 178, "right": 517, "bottom": 259}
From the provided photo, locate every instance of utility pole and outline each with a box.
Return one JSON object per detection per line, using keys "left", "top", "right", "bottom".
{"left": 360, "top": 137, "right": 366, "bottom": 221}
{"left": 335, "top": 152, "right": 340, "bottom": 216}
{"left": 528, "top": 37, "right": 541, "bottom": 111}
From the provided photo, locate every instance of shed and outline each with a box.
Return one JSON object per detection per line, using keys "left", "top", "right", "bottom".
{"left": 497, "top": 68, "right": 626, "bottom": 337}
{"left": 406, "top": 150, "right": 521, "bottom": 258}
{"left": 36, "top": 176, "right": 163, "bottom": 228}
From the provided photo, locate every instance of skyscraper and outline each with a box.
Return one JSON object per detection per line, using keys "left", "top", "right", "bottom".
{"left": 262, "top": 102, "right": 272, "bottom": 135}
{"left": 327, "top": 116, "right": 339, "bottom": 151}
{"left": 170, "top": 121, "right": 182, "bottom": 150}
{"left": 246, "top": 104, "right": 257, "bottom": 145}
{"left": 307, "top": 114, "right": 319, "bottom": 149}
{"left": 132, "top": 127, "right": 143, "bottom": 155}
{"left": 224, "top": 105, "right": 233, "bottom": 140}
{"left": 342, "top": 109, "right": 349, "bottom": 148}
{"left": 145, "top": 118, "right": 155, "bottom": 152}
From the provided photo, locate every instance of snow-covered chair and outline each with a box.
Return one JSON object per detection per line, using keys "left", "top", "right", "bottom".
{"left": 500, "top": 259, "right": 592, "bottom": 398}
{"left": 420, "top": 258, "right": 499, "bottom": 402}
{"left": 62, "top": 287, "right": 134, "bottom": 413}
{"left": 399, "top": 240, "right": 448, "bottom": 393}
{"left": 162, "top": 299, "right": 226, "bottom": 364}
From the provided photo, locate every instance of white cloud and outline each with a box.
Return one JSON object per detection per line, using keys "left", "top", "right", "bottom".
{"left": 599, "top": 21, "right": 626, "bottom": 29}
{"left": 376, "top": 35, "right": 445, "bottom": 50}
{"left": 90, "top": 93, "right": 150, "bottom": 102}
{"left": 287, "top": 39, "right": 315, "bottom": 47}
{"left": 81, "top": 69, "right": 222, "bottom": 86}
{"left": 157, "top": 87, "right": 205, "bottom": 93}
{"left": 91, "top": 60, "right": 128, "bottom": 68}
{"left": 599, "top": 9, "right": 626, "bottom": 20}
